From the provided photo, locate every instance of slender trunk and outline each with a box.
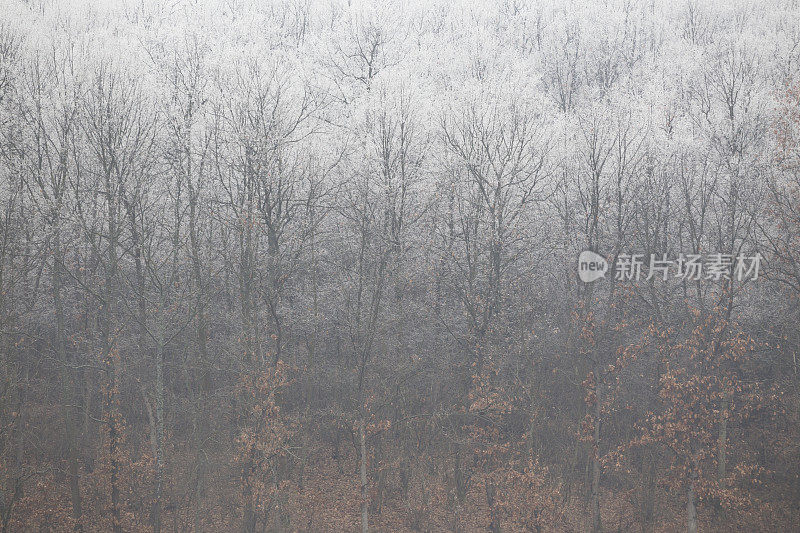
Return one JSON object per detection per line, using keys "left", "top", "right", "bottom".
{"left": 687, "top": 473, "right": 698, "bottom": 533}
{"left": 360, "top": 417, "right": 368, "bottom": 533}
{"left": 83, "top": 368, "right": 92, "bottom": 459}
{"left": 103, "top": 178, "right": 122, "bottom": 533}
{"left": 591, "top": 371, "right": 601, "bottom": 533}
{"left": 191, "top": 399, "right": 205, "bottom": 533}
{"left": 242, "top": 450, "right": 256, "bottom": 533}
{"left": 308, "top": 229, "right": 318, "bottom": 366}
{"left": 1, "top": 368, "right": 27, "bottom": 533}
{"left": 108, "top": 363, "right": 121, "bottom": 533}
{"left": 53, "top": 223, "right": 83, "bottom": 531}
{"left": 718, "top": 393, "right": 728, "bottom": 482}
{"left": 641, "top": 453, "right": 656, "bottom": 533}
{"left": 590, "top": 435, "right": 601, "bottom": 530}
{"left": 486, "top": 480, "right": 500, "bottom": 533}
{"left": 186, "top": 152, "right": 209, "bottom": 530}
{"left": 152, "top": 335, "right": 165, "bottom": 533}
{"left": 188, "top": 197, "right": 209, "bottom": 386}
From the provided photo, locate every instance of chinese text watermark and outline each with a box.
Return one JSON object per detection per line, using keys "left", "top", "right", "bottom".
{"left": 578, "top": 252, "right": 762, "bottom": 283}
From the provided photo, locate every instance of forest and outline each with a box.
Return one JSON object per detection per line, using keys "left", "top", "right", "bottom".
{"left": 1, "top": 0, "right": 800, "bottom": 531}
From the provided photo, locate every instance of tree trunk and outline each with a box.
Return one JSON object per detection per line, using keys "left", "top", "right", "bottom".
{"left": 152, "top": 339, "right": 165, "bottom": 533}
{"left": 687, "top": 479, "right": 698, "bottom": 533}
{"left": 360, "top": 417, "right": 369, "bottom": 533}
{"left": 241, "top": 418, "right": 257, "bottom": 533}
{"left": 103, "top": 186, "right": 122, "bottom": 533}
{"left": 718, "top": 393, "right": 728, "bottom": 483}
{"left": 591, "top": 376, "right": 602, "bottom": 533}
{"left": 52, "top": 224, "right": 83, "bottom": 531}
{"left": 486, "top": 480, "right": 500, "bottom": 533}
{"left": 640, "top": 453, "right": 656, "bottom": 533}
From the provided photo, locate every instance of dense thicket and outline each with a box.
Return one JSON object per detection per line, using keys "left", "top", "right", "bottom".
{"left": 1, "top": 0, "right": 800, "bottom": 531}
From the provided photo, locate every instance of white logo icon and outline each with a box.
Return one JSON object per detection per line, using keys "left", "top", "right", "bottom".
{"left": 578, "top": 251, "right": 608, "bottom": 283}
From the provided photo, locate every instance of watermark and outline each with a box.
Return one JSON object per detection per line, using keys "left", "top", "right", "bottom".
{"left": 578, "top": 252, "right": 762, "bottom": 283}
{"left": 578, "top": 251, "right": 608, "bottom": 282}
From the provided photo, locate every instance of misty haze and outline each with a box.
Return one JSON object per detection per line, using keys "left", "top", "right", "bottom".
{"left": 0, "top": 0, "right": 799, "bottom": 531}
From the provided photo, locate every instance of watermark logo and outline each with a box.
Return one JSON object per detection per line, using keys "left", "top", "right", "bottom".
{"left": 578, "top": 250, "right": 608, "bottom": 282}
{"left": 578, "top": 251, "right": 762, "bottom": 283}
